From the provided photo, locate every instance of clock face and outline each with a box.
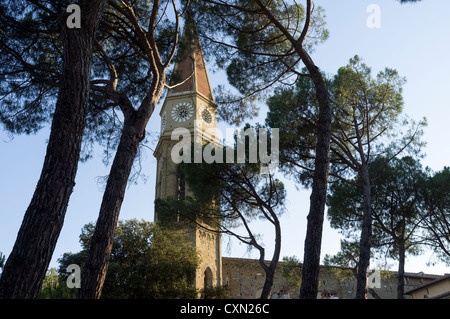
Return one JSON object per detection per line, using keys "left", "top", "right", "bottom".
{"left": 201, "top": 107, "right": 213, "bottom": 126}
{"left": 161, "top": 111, "right": 167, "bottom": 132}
{"left": 171, "top": 102, "right": 194, "bottom": 122}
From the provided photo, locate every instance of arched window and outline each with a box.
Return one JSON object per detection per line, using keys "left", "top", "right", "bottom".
{"left": 204, "top": 267, "right": 213, "bottom": 289}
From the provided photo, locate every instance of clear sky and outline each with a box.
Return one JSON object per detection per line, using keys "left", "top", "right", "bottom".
{"left": 1, "top": 0, "right": 450, "bottom": 277}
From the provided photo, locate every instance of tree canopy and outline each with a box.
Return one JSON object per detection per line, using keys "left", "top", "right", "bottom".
{"left": 327, "top": 156, "right": 428, "bottom": 298}
{"left": 0, "top": 0, "right": 61, "bottom": 135}
{"left": 267, "top": 55, "right": 426, "bottom": 298}
{"left": 55, "top": 219, "right": 200, "bottom": 299}
{"left": 421, "top": 167, "right": 450, "bottom": 265}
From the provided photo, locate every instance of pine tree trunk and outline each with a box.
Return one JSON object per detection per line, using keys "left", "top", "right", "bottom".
{"left": 0, "top": 1, "right": 106, "bottom": 299}
{"left": 252, "top": 0, "right": 332, "bottom": 299}
{"left": 259, "top": 268, "right": 275, "bottom": 299}
{"left": 356, "top": 165, "right": 372, "bottom": 299}
{"left": 259, "top": 219, "right": 281, "bottom": 299}
{"left": 78, "top": 79, "right": 164, "bottom": 298}
{"left": 397, "top": 241, "right": 406, "bottom": 299}
{"left": 77, "top": 113, "right": 145, "bottom": 299}
{"left": 299, "top": 55, "right": 332, "bottom": 300}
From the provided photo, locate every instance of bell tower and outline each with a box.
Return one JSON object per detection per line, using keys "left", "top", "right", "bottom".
{"left": 153, "top": 21, "right": 222, "bottom": 291}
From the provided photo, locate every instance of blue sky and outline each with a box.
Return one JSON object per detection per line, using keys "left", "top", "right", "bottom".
{"left": 1, "top": 0, "right": 450, "bottom": 276}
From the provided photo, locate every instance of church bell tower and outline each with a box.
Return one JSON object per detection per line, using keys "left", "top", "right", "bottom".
{"left": 153, "top": 22, "right": 222, "bottom": 291}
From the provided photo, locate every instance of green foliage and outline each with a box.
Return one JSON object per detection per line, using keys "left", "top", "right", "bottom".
{"left": 54, "top": 219, "right": 200, "bottom": 299}
{"left": 0, "top": 0, "right": 183, "bottom": 161}
{"left": 422, "top": 167, "right": 450, "bottom": 265}
{"left": 324, "top": 240, "right": 395, "bottom": 284}
{"left": 327, "top": 178, "right": 364, "bottom": 236}
{"left": 279, "top": 256, "right": 303, "bottom": 291}
{"left": 323, "top": 240, "right": 360, "bottom": 272}
{"left": 191, "top": 0, "right": 329, "bottom": 124}
{"left": 0, "top": 0, "right": 62, "bottom": 135}
{"left": 329, "top": 55, "right": 424, "bottom": 178}
{"left": 199, "top": 285, "right": 229, "bottom": 299}
{"left": 156, "top": 136, "right": 285, "bottom": 299}
{"left": 323, "top": 240, "right": 360, "bottom": 283}
{"left": 370, "top": 156, "right": 427, "bottom": 257}
{"left": 38, "top": 268, "right": 76, "bottom": 299}
{"left": 266, "top": 74, "right": 320, "bottom": 186}
{"left": 327, "top": 156, "right": 428, "bottom": 261}
{"left": 267, "top": 55, "right": 426, "bottom": 187}
{"left": 155, "top": 139, "right": 286, "bottom": 244}
{"left": 82, "top": 0, "right": 183, "bottom": 163}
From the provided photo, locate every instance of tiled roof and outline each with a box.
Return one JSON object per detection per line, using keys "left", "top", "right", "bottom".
{"left": 168, "top": 20, "right": 213, "bottom": 101}
{"left": 405, "top": 274, "right": 450, "bottom": 295}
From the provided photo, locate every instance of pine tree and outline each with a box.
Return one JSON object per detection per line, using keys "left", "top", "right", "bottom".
{"left": 0, "top": 0, "right": 107, "bottom": 299}
{"left": 267, "top": 56, "right": 426, "bottom": 298}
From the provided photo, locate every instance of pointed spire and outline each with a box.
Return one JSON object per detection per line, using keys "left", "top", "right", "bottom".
{"left": 168, "top": 16, "right": 214, "bottom": 101}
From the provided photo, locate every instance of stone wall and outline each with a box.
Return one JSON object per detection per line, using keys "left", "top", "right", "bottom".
{"left": 222, "top": 257, "right": 291, "bottom": 299}
{"left": 221, "top": 257, "right": 443, "bottom": 299}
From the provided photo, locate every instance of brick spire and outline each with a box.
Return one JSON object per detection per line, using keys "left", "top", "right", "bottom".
{"left": 168, "top": 18, "right": 214, "bottom": 101}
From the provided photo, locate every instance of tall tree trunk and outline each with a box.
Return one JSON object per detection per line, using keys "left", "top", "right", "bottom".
{"left": 78, "top": 78, "right": 164, "bottom": 298}
{"left": 252, "top": 0, "right": 332, "bottom": 299}
{"left": 77, "top": 112, "right": 146, "bottom": 299}
{"left": 299, "top": 54, "right": 332, "bottom": 300}
{"left": 0, "top": 1, "right": 107, "bottom": 299}
{"left": 397, "top": 240, "right": 406, "bottom": 299}
{"left": 259, "top": 262, "right": 275, "bottom": 299}
{"left": 356, "top": 164, "right": 372, "bottom": 299}
{"left": 259, "top": 219, "right": 281, "bottom": 299}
